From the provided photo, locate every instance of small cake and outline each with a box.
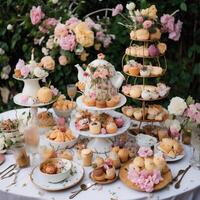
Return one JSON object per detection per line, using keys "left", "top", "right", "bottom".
{"left": 106, "top": 95, "right": 120, "bottom": 107}
{"left": 130, "top": 85, "right": 142, "bottom": 98}
{"left": 141, "top": 89, "right": 152, "bottom": 100}
{"left": 128, "top": 66, "right": 140, "bottom": 76}
{"left": 109, "top": 151, "right": 121, "bottom": 169}
{"left": 106, "top": 122, "right": 118, "bottom": 134}
{"left": 118, "top": 148, "right": 129, "bottom": 163}
{"left": 133, "top": 156, "right": 145, "bottom": 172}
{"left": 135, "top": 29, "right": 150, "bottom": 40}
{"left": 140, "top": 66, "right": 151, "bottom": 77}
{"left": 37, "top": 87, "right": 53, "bottom": 103}
{"left": 89, "top": 121, "right": 101, "bottom": 134}
{"left": 93, "top": 167, "right": 106, "bottom": 181}
{"left": 151, "top": 66, "right": 163, "bottom": 76}
{"left": 149, "top": 28, "right": 161, "bottom": 40}
{"left": 122, "top": 106, "right": 134, "bottom": 117}
{"left": 105, "top": 167, "right": 116, "bottom": 180}
{"left": 83, "top": 96, "right": 96, "bottom": 107}
{"left": 153, "top": 156, "right": 168, "bottom": 173}
{"left": 81, "top": 148, "right": 93, "bottom": 166}
{"left": 96, "top": 100, "right": 106, "bottom": 108}
{"left": 92, "top": 156, "right": 105, "bottom": 168}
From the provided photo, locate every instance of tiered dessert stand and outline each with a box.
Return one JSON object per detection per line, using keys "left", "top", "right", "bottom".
{"left": 122, "top": 38, "right": 169, "bottom": 131}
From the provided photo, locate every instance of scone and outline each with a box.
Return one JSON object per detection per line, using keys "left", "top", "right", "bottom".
{"left": 135, "top": 29, "right": 150, "bottom": 40}
{"left": 133, "top": 156, "right": 145, "bottom": 172}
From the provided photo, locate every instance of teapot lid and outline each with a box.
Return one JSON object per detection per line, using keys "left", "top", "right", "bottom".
{"left": 88, "top": 53, "right": 115, "bottom": 69}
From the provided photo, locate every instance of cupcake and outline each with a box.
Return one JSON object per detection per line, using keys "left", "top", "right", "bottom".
{"left": 128, "top": 66, "right": 140, "bottom": 76}
{"left": 89, "top": 121, "right": 101, "bottom": 134}
{"left": 83, "top": 96, "right": 96, "bottom": 107}
{"left": 106, "top": 122, "right": 118, "bottom": 134}
{"left": 96, "top": 100, "right": 106, "bottom": 108}
{"left": 130, "top": 85, "right": 142, "bottom": 98}
{"left": 135, "top": 29, "right": 150, "bottom": 40}
{"left": 37, "top": 87, "right": 53, "bottom": 103}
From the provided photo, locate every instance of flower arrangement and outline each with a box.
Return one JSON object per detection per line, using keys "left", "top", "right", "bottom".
{"left": 165, "top": 96, "right": 200, "bottom": 140}
{"left": 120, "top": 3, "right": 183, "bottom": 41}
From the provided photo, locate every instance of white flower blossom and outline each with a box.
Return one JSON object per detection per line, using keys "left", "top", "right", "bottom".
{"left": 46, "top": 38, "right": 54, "bottom": 49}
{"left": 34, "top": 67, "right": 48, "bottom": 78}
{"left": 126, "top": 2, "right": 136, "bottom": 11}
{"left": 52, "top": 0, "right": 59, "bottom": 4}
{"left": 42, "top": 47, "right": 49, "bottom": 56}
{"left": 168, "top": 97, "right": 187, "bottom": 116}
{"left": 1, "top": 65, "right": 11, "bottom": 80}
{"left": 0, "top": 48, "right": 5, "bottom": 55}
{"left": 7, "top": 24, "right": 13, "bottom": 30}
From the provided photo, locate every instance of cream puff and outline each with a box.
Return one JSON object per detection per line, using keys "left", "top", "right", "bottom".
{"left": 133, "top": 156, "right": 145, "bottom": 172}
{"left": 118, "top": 148, "right": 129, "bottom": 163}
{"left": 106, "top": 122, "right": 118, "bottom": 134}
{"left": 105, "top": 167, "right": 116, "bottom": 180}
{"left": 144, "top": 157, "right": 155, "bottom": 173}
{"left": 89, "top": 121, "right": 101, "bottom": 134}
{"left": 130, "top": 85, "right": 142, "bottom": 98}
{"left": 37, "top": 87, "right": 53, "bottom": 103}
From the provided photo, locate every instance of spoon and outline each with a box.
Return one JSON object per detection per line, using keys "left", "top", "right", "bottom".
{"left": 175, "top": 165, "right": 191, "bottom": 189}
{"left": 172, "top": 169, "right": 185, "bottom": 183}
{"left": 69, "top": 183, "right": 96, "bottom": 199}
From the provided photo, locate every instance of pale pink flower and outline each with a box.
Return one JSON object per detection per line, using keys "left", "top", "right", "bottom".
{"left": 16, "top": 59, "right": 25, "bottom": 70}
{"left": 54, "top": 23, "right": 68, "bottom": 38}
{"left": 136, "top": 16, "right": 144, "bottom": 23}
{"left": 96, "top": 31, "right": 105, "bottom": 42}
{"left": 20, "top": 66, "right": 30, "bottom": 77}
{"left": 85, "top": 17, "right": 101, "bottom": 30}
{"left": 39, "top": 26, "right": 47, "bottom": 33}
{"left": 112, "top": 4, "right": 123, "bottom": 16}
{"left": 103, "top": 36, "right": 112, "bottom": 48}
{"left": 89, "top": 92, "right": 96, "bottom": 100}
{"left": 143, "top": 20, "right": 153, "bottom": 29}
{"left": 160, "top": 14, "right": 175, "bottom": 33}
{"left": 59, "top": 34, "right": 76, "bottom": 51}
{"left": 30, "top": 6, "right": 45, "bottom": 25}
{"left": 138, "top": 147, "right": 153, "bottom": 158}
{"left": 169, "top": 127, "right": 181, "bottom": 138}
{"left": 50, "top": 85, "right": 58, "bottom": 96}
{"left": 44, "top": 18, "right": 58, "bottom": 27}
{"left": 169, "top": 20, "right": 183, "bottom": 41}
{"left": 185, "top": 103, "right": 200, "bottom": 124}
{"left": 20, "top": 95, "right": 29, "bottom": 104}
{"left": 65, "top": 17, "right": 80, "bottom": 27}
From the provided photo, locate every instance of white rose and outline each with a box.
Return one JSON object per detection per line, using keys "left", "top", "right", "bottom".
{"left": 42, "top": 47, "right": 49, "bottom": 56}
{"left": 7, "top": 24, "right": 13, "bottom": 30}
{"left": 34, "top": 67, "right": 48, "bottom": 78}
{"left": 126, "top": 2, "right": 136, "bottom": 11}
{"left": 0, "top": 137, "right": 5, "bottom": 150}
{"left": 52, "top": 0, "right": 58, "bottom": 4}
{"left": 46, "top": 38, "right": 54, "bottom": 49}
{"left": 170, "top": 119, "right": 181, "bottom": 131}
{"left": 168, "top": 97, "right": 187, "bottom": 116}
{"left": 0, "top": 48, "right": 5, "bottom": 55}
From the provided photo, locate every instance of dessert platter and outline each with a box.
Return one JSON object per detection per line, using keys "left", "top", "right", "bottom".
{"left": 71, "top": 54, "right": 130, "bottom": 153}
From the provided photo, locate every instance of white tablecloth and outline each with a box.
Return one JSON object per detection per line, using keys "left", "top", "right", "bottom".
{"left": 0, "top": 109, "right": 200, "bottom": 200}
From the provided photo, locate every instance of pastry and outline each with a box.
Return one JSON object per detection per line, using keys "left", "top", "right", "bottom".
{"left": 89, "top": 121, "right": 101, "bottom": 134}
{"left": 133, "top": 109, "right": 143, "bottom": 120}
{"left": 106, "top": 95, "right": 120, "bottom": 107}
{"left": 130, "top": 85, "right": 142, "bottom": 98}
{"left": 141, "top": 89, "right": 152, "bottom": 100}
{"left": 128, "top": 66, "right": 140, "bottom": 76}
{"left": 157, "top": 43, "right": 167, "bottom": 54}
{"left": 144, "top": 157, "right": 155, "bottom": 173}
{"left": 135, "top": 29, "right": 150, "bottom": 40}
{"left": 92, "top": 156, "right": 105, "bottom": 168}
{"left": 93, "top": 167, "right": 105, "bottom": 181}
{"left": 53, "top": 96, "right": 76, "bottom": 111}
{"left": 122, "top": 106, "right": 134, "bottom": 117}
{"left": 130, "top": 30, "right": 136, "bottom": 40}
{"left": 112, "top": 146, "right": 120, "bottom": 153}
{"left": 140, "top": 66, "right": 151, "bottom": 77}
{"left": 109, "top": 151, "right": 121, "bottom": 169}
{"left": 83, "top": 96, "right": 96, "bottom": 107}
{"left": 96, "top": 100, "right": 106, "bottom": 108}
{"left": 76, "top": 81, "right": 85, "bottom": 91}
{"left": 123, "top": 64, "right": 130, "bottom": 73}
{"left": 38, "top": 111, "right": 55, "bottom": 127}
{"left": 106, "top": 122, "right": 118, "bottom": 134}
{"left": 40, "top": 146, "right": 56, "bottom": 162}
{"left": 151, "top": 66, "right": 163, "bottom": 76}
{"left": 105, "top": 167, "right": 116, "bottom": 180}
{"left": 118, "top": 148, "right": 129, "bottom": 163}
{"left": 81, "top": 149, "right": 93, "bottom": 166}
{"left": 133, "top": 156, "right": 145, "bottom": 172}
{"left": 37, "top": 87, "right": 53, "bottom": 103}
{"left": 153, "top": 156, "right": 168, "bottom": 173}
{"left": 57, "top": 150, "right": 73, "bottom": 160}
{"left": 149, "top": 28, "right": 161, "bottom": 40}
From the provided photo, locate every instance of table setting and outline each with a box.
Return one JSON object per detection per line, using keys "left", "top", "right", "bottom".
{"left": 0, "top": 2, "right": 200, "bottom": 200}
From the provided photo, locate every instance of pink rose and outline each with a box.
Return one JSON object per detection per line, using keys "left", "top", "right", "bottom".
{"left": 185, "top": 103, "right": 200, "bottom": 124}
{"left": 143, "top": 20, "right": 153, "bottom": 29}
{"left": 54, "top": 23, "right": 68, "bottom": 38}
{"left": 44, "top": 18, "right": 58, "bottom": 27}
{"left": 20, "top": 66, "right": 30, "bottom": 77}
{"left": 168, "top": 20, "right": 183, "bottom": 41}
{"left": 169, "top": 127, "right": 181, "bottom": 138}
{"left": 30, "top": 6, "right": 45, "bottom": 25}
{"left": 138, "top": 147, "right": 153, "bottom": 158}
{"left": 59, "top": 34, "right": 76, "bottom": 52}
{"left": 112, "top": 4, "right": 123, "bottom": 16}
{"left": 136, "top": 16, "right": 144, "bottom": 23}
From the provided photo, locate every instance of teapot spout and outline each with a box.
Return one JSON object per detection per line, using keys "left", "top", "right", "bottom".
{"left": 75, "top": 64, "right": 85, "bottom": 82}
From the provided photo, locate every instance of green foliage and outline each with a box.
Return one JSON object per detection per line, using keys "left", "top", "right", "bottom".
{"left": 0, "top": 0, "right": 199, "bottom": 113}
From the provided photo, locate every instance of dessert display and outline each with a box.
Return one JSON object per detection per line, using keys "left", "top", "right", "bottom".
{"left": 90, "top": 158, "right": 117, "bottom": 184}
{"left": 119, "top": 147, "right": 172, "bottom": 192}
{"left": 122, "top": 84, "right": 170, "bottom": 100}
{"left": 39, "top": 158, "right": 72, "bottom": 183}
{"left": 157, "top": 138, "right": 184, "bottom": 159}
{"left": 75, "top": 110, "right": 125, "bottom": 135}
{"left": 81, "top": 148, "right": 93, "bottom": 166}
{"left": 53, "top": 95, "right": 76, "bottom": 118}
{"left": 45, "top": 125, "right": 78, "bottom": 149}
{"left": 122, "top": 104, "right": 168, "bottom": 122}
{"left": 75, "top": 53, "right": 125, "bottom": 109}
{"left": 38, "top": 111, "right": 55, "bottom": 128}
{"left": 123, "top": 60, "right": 164, "bottom": 77}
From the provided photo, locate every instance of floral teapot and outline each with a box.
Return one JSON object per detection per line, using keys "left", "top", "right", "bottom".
{"left": 75, "top": 53, "right": 125, "bottom": 90}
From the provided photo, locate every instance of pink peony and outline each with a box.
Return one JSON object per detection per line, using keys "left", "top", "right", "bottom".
{"left": 59, "top": 34, "right": 76, "bottom": 51}
{"left": 169, "top": 20, "right": 183, "bottom": 41}
{"left": 138, "top": 147, "right": 153, "bottom": 158}
{"left": 30, "top": 6, "right": 45, "bottom": 25}
{"left": 143, "top": 20, "right": 153, "bottom": 29}
{"left": 54, "top": 23, "right": 68, "bottom": 38}
{"left": 16, "top": 59, "right": 25, "bottom": 70}
{"left": 185, "top": 103, "right": 200, "bottom": 124}
{"left": 148, "top": 44, "right": 159, "bottom": 57}
{"left": 112, "top": 4, "right": 123, "bottom": 16}
{"left": 20, "top": 66, "right": 30, "bottom": 77}
{"left": 160, "top": 14, "right": 175, "bottom": 33}
{"left": 65, "top": 17, "right": 80, "bottom": 27}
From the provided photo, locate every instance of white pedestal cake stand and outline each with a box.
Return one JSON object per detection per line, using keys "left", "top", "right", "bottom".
{"left": 71, "top": 94, "right": 130, "bottom": 154}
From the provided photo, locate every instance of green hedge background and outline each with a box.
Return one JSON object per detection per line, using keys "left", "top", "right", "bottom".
{"left": 0, "top": 0, "right": 199, "bottom": 112}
